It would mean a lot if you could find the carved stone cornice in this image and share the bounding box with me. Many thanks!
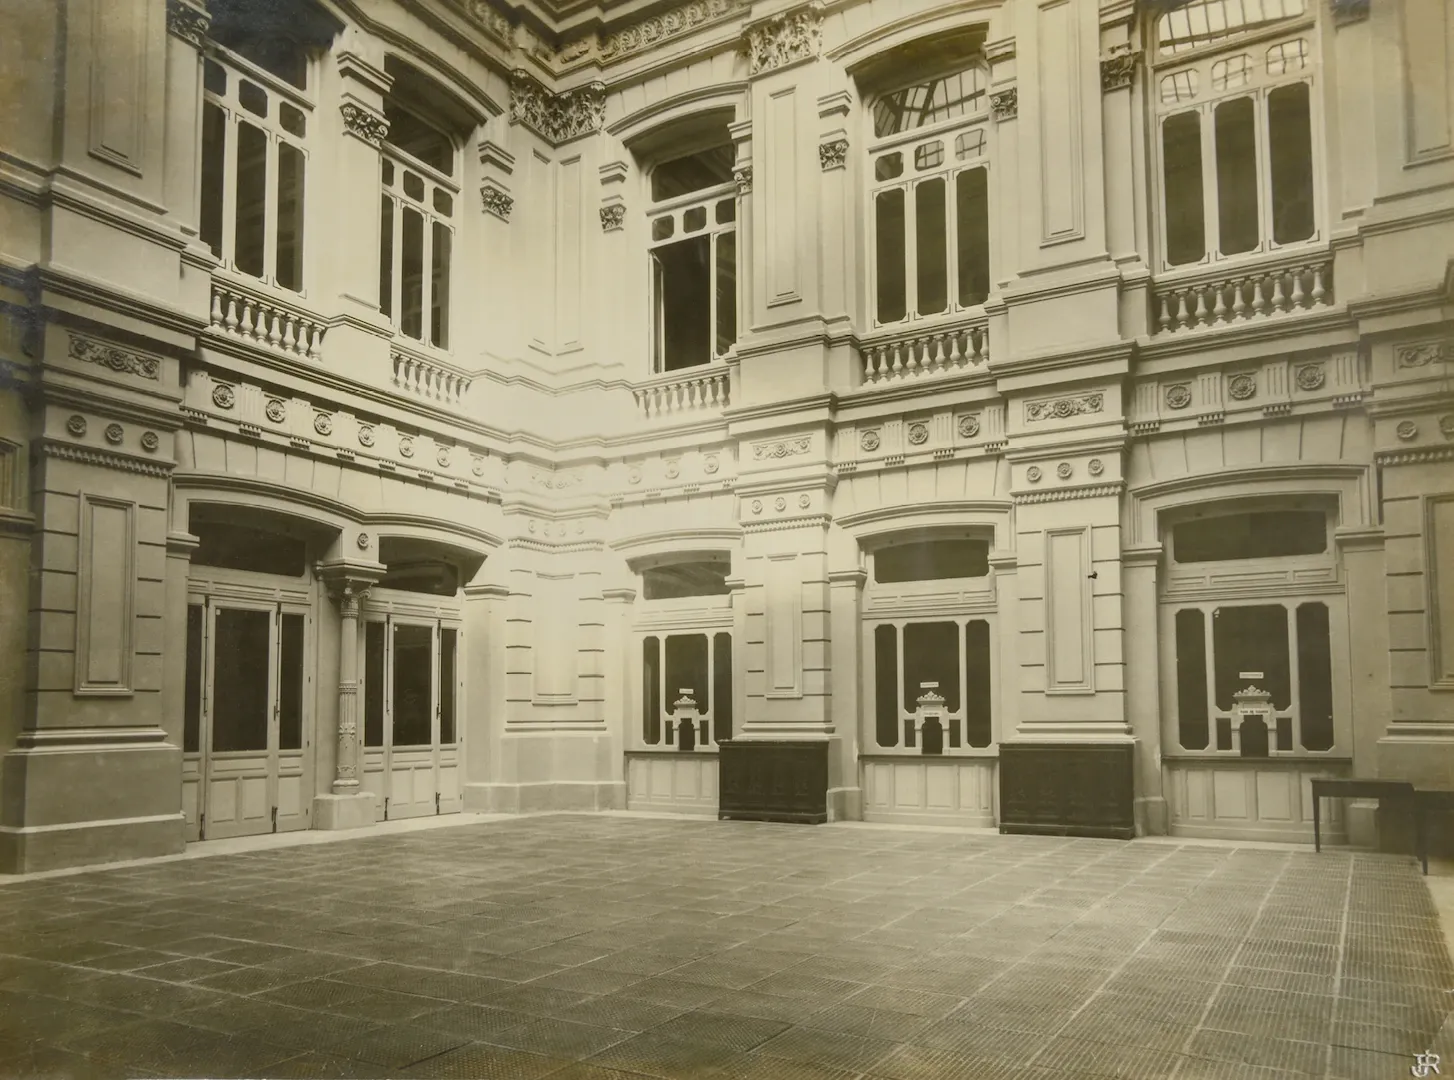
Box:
[600,0,748,64]
[166,0,210,48]
[480,184,514,221]
[340,103,388,148]
[67,333,161,380]
[991,87,1018,121]
[744,5,822,76]
[463,0,513,44]
[1014,482,1124,505]
[818,138,848,171]
[509,70,606,146]
[39,439,173,478]
[1100,49,1138,92]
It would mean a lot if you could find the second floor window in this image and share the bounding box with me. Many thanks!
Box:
[648,145,738,373]
[379,102,456,351]
[200,46,311,292]
[1155,0,1318,269]
[869,63,991,327]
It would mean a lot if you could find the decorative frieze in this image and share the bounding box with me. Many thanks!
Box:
[600,0,747,63]
[104,423,124,446]
[1294,363,1325,391]
[744,6,822,75]
[991,88,1018,121]
[752,436,811,460]
[509,70,606,146]
[464,0,513,44]
[41,440,172,478]
[340,103,388,147]
[165,0,210,48]
[1025,392,1103,423]
[68,334,160,380]
[600,203,626,231]
[1227,372,1257,401]
[818,138,848,171]
[480,184,514,221]
[957,414,981,439]
[1397,340,1451,368]
[1100,50,1138,92]
[211,384,236,409]
[1016,482,1123,505]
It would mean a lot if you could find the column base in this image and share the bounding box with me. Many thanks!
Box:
[998,741,1135,840]
[1134,794,1169,837]
[826,785,862,822]
[462,781,625,814]
[312,792,378,831]
[718,740,829,824]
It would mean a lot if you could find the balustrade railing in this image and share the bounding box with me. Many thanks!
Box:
[208,281,326,361]
[1153,256,1333,335]
[391,347,472,407]
[633,365,731,422]
[860,318,989,386]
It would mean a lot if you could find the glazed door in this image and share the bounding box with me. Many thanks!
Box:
[199,602,309,839]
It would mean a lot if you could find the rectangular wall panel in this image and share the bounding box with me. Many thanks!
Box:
[1037,0,1084,243]
[556,156,582,349]
[88,0,146,173]
[766,88,800,304]
[533,575,578,700]
[1046,528,1091,691]
[76,494,136,694]
[765,555,802,697]
[1403,1,1453,160]
[1429,496,1454,687]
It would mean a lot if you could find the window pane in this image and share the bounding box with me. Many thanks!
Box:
[278,613,304,751]
[652,217,675,242]
[275,142,305,291]
[875,188,907,323]
[1268,82,1314,245]
[383,102,454,174]
[875,153,904,181]
[652,144,735,201]
[1162,112,1205,266]
[1211,55,1252,91]
[654,235,712,371]
[400,207,424,340]
[964,619,992,748]
[184,605,203,754]
[379,195,393,318]
[433,189,453,217]
[642,560,730,600]
[683,206,706,233]
[903,623,960,714]
[874,539,989,583]
[1158,0,1309,56]
[364,621,384,747]
[1175,609,1209,750]
[234,121,268,278]
[204,59,226,95]
[392,623,432,747]
[1297,603,1333,750]
[192,521,306,576]
[1160,71,1199,105]
[212,609,271,753]
[665,634,709,716]
[874,625,899,748]
[279,103,306,137]
[915,177,948,316]
[1214,96,1259,256]
[439,628,457,744]
[873,66,986,137]
[715,230,737,357]
[955,130,986,160]
[643,636,661,744]
[956,168,990,308]
[430,221,451,349]
[713,633,733,744]
[1213,605,1290,710]
[238,79,268,118]
[1173,509,1326,562]
[200,102,226,258]
[914,141,944,170]
[716,198,735,224]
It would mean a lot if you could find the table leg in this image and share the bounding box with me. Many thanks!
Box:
[1417,802,1427,876]
[1313,792,1321,854]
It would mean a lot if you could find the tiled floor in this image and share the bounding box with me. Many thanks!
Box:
[0,816,1449,1079]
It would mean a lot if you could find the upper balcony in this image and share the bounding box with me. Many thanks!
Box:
[856,311,990,390]
[632,362,733,426]
[1149,249,1335,338]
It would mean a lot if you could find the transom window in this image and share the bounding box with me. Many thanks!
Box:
[200,48,311,292]
[873,539,990,584]
[641,558,731,600]
[1155,3,1318,269]
[648,144,738,372]
[868,61,991,326]
[1171,509,1327,562]
[379,101,456,351]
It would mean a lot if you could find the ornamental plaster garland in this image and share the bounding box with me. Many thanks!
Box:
[68,334,161,380]
[1025,392,1102,422]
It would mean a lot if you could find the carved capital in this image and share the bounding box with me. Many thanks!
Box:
[166,0,210,48]
[991,87,1018,121]
[509,69,606,145]
[818,137,848,171]
[480,184,514,221]
[1100,50,1138,92]
[734,165,752,195]
[340,103,388,148]
[319,558,385,616]
[744,5,822,76]
[599,203,626,231]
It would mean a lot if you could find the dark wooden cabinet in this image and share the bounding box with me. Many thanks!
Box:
[718,740,828,824]
[999,742,1135,839]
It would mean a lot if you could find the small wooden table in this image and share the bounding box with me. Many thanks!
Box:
[1414,789,1454,875]
[1310,777,1416,858]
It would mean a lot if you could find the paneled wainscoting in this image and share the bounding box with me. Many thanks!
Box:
[1164,757,1350,843]
[625,752,719,815]
[860,755,997,827]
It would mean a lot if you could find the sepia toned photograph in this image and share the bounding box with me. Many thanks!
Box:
[0,0,1452,1076]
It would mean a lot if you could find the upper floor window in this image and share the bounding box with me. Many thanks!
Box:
[641,557,731,600]
[379,106,456,351]
[1155,0,1317,269]
[1171,508,1327,563]
[868,62,991,326]
[648,143,738,372]
[200,47,311,292]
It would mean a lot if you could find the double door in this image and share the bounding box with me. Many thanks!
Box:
[184,597,311,840]
[361,616,462,820]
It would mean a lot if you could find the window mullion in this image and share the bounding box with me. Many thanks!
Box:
[1258,88,1274,251]
[708,230,718,362]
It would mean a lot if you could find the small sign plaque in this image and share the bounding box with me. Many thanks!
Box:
[920,681,939,689]
[1239,671,1264,680]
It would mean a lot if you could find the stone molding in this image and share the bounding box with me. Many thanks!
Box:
[1015,482,1124,504]
[68,334,160,380]
[480,184,514,221]
[165,0,210,48]
[1376,446,1454,467]
[509,69,606,145]
[39,440,173,478]
[340,103,388,147]
[751,436,811,460]
[744,5,822,76]
[600,0,748,64]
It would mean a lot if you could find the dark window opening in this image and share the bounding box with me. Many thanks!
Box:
[1268,81,1314,244]
[384,102,455,174]
[874,539,990,583]
[643,637,661,744]
[1213,605,1291,711]
[192,521,308,576]
[653,235,712,371]
[875,188,907,323]
[1239,716,1270,758]
[184,605,203,754]
[874,625,899,748]
[376,560,459,597]
[391,623,432,747]
[665,634,709,716]
[964,619,992,747]
[902,622,960,714]
[1214,97,1259,256]
[400,206,424,340]
[1173,509,1327,562]
[642,560,730,600]
[212,608,271,752]
[1297,602,1333,750]
[652,144,736,201]
[1163,112,1205,266]
[200,102,226,258]
[278,613,304,751]
[1175,609,1209,750]
[915,178,949,315]
[206,0,339,89]
[920,717,944,755]
[715,231,737,357]
[275,142,306,291]
[956,167,990,307]
[364,621,385,747]
[430,221,451,349]
[234,121,268,278]
[379,194,394,317]
[713,633,733,744]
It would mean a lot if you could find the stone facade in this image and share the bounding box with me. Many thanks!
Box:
[1,0,1452,871]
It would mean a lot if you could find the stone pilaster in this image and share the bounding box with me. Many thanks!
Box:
[1122,543,1165,835]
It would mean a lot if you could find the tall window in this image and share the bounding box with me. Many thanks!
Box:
[200,45,311,291]
[648,144,738,372]
[1154,0,1318,269]
[379,100,456,350]
[868,62,991,326]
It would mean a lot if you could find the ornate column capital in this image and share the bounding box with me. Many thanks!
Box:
[166,0,210,49]
[481,184,514,221]
[318,558,386,614]
[340,103,389,148]
[1100,48,1139,93]
[991,87,1018,122]
[509,69,606,145]
[818,138,848,171]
